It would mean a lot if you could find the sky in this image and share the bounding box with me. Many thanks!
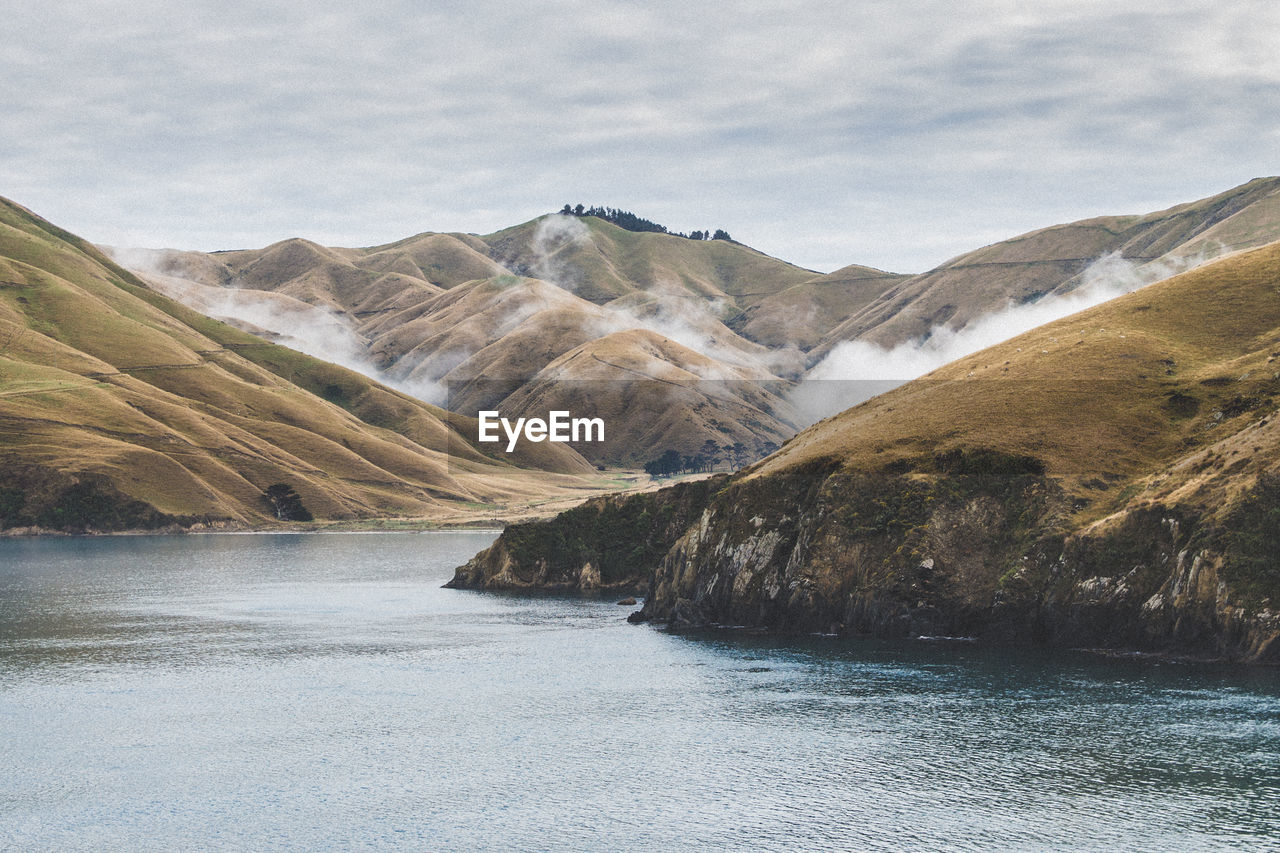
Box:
[3,0,1278,273]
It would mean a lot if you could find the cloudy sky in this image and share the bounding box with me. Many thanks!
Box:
[3,0,1277,272]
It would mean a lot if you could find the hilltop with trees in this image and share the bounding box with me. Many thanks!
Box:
[559,204,732,242]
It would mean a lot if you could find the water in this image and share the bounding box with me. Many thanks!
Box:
[1,533,1277,851]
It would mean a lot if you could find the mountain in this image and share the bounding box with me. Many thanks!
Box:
[492,328,796,465]
[449,239,1280,663]
[0,197,609,533]
[479,215,819,306]
[730,262,909,351]
[811,176,1280,357]
[112,214,824,465]
[113,179,1280,468]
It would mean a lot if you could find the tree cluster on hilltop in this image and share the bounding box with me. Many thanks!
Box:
[559,205,732,242]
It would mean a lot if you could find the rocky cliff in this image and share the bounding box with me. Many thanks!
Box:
[449,241,1280,663]
[628,456,1278,663]
[446,475,727,595]
[453,444,1279,662]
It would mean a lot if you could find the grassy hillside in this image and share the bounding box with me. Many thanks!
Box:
[497,329,796,465]
[111,180,1280,472]
[814,176,1280,354]
[760,240,1280,504]
[119,217,816,465]
[0,197,603,532]
[730,262,908,350]
[479,215,817,305]
[453,240,1280,661]
[132,213,816,340]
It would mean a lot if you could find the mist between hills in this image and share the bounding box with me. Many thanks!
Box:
[438,377,1255,478]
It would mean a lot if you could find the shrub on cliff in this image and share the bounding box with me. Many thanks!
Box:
[1221,473,1280,605]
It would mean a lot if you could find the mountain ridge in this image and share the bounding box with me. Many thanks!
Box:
[810,176,1280,356]
[448,237,1280,662]
[0,196,618,532]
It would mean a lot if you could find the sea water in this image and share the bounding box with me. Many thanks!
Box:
[1,532,1277,851]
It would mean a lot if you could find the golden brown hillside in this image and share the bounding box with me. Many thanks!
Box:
[117,217,816,463]
[110,179,1280,469]
[496,329,796,465]
[0,197,612,532]
[813,176,1280,355]
[759,239,1280,508]
[454,240,1280,662]
[731,263,908,350]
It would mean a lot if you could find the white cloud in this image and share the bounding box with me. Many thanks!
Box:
[793,247,1224,423]
[104,246,451,404]
[2,0,1278,272]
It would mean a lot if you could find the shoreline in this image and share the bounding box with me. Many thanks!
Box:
[0,470,718,538]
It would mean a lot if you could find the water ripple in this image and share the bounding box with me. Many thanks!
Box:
[1,533,1277,851]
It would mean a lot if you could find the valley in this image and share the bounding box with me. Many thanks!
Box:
[450,236,1280,662]
[111,179,1280,466]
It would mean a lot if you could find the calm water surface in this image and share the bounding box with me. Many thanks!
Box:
[1,532,1277,851]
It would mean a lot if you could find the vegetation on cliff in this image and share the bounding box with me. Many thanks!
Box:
[447,475,726,593]
[451,240,1280,662]
[0,466,184,533]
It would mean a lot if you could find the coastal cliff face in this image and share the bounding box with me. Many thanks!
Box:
[448,242,1280,663]
[446,475,727,594]
[639,453,1059,637]
[629,462,1279,663]
[1046,521,1280,664]
[452,452,1278,662]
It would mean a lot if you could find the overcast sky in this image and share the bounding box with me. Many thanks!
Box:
[3,0,1277,273]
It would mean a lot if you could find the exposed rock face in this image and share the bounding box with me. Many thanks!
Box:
[456,452,1280,663]
[638,454,1066,639]
[444,228,1280,664]
[1040,508,1280,663]
[445,475,728,595]
[657,470,1280,662]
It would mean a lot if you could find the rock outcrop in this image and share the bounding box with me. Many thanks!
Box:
[630,462,1278,662]
[457,452,1279,663]
[446,475,728,595]
[449,240,1280,663]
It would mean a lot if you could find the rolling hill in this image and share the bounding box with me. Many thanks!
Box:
[113,214,824,464]
[0,196,612,532]
[450,238,1280,662]
[810,176,1280,357]
[112,179,1280,467]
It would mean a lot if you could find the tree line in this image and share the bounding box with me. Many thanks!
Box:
[642,439,781,479]
[559,205,732,243]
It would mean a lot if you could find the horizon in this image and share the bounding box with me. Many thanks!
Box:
[87,174,1279,279]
